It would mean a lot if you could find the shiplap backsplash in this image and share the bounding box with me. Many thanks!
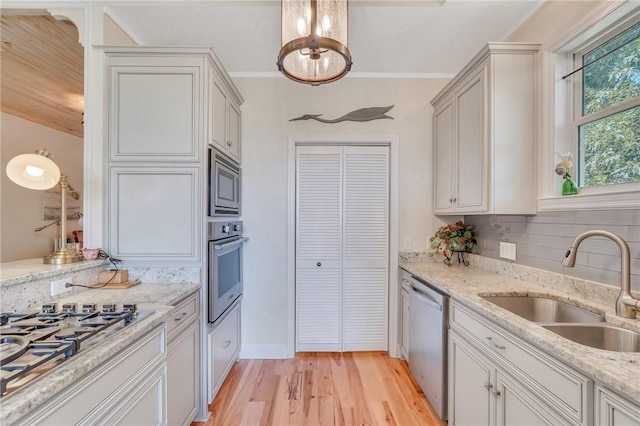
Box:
[463,209,640,292]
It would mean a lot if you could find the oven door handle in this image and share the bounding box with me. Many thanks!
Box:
[214,237,249,251]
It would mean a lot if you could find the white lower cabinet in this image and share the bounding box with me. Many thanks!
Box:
[494,370,572,426]
[449,332,492,425]
[167,292,201,426]
[208,300,240,402]
[448,301,592,426]
[84,364,166,425]
[399,269,411,360]
[595,385,640,425]
[19,325,167,426]
[449,334,568,426]
[400,287,410,360]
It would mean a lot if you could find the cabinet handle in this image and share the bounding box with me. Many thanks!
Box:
[484,381,493,390]
[485,336,506,350]
[491,389,501,397]
[452,197,457,203]
[174,312,188,322]
[222,340,231,349]
[317,262,322,267]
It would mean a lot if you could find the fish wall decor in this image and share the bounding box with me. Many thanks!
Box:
[290,105,394,124]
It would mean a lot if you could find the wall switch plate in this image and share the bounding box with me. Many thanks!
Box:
[402,236,412,251]
[51,278,71,296]
[499,242,517,261]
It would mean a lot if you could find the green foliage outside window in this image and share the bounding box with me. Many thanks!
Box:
[579,21,640,187]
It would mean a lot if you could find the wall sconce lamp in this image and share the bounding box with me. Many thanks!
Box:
[6,149,83,264]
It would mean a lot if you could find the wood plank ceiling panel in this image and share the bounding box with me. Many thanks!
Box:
[1,14,84,137]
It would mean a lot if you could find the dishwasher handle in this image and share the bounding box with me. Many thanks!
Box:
[411,285,443,311]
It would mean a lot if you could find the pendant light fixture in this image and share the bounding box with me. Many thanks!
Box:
[277,0,352,86]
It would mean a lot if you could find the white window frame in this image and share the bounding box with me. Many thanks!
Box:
[538,2,640,211]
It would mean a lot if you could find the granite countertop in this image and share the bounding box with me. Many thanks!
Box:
[400,261,640,405]
[0,258,107,287]
[0,282,201,424]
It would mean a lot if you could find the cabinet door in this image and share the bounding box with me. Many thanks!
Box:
[227,101,241,162]
[455,66,488,213]
[449,332,493,426]
[400,287,410,360]
[109,65,201,162]
[209,302,240,401]
[433,100,455,213]
[495,371,569,426]
[109,166,200,262]
[87,365,166,426]
[167,320,200,426]
[595,385,640,426]
[211,79,228,153]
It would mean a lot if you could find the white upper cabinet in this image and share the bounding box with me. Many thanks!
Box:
[108,55,203,162]
[208,66,242,163]
[105,47,243,263]
[431,43,540,215]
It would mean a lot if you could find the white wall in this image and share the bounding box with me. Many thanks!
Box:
[1,113,84,262]
[235,76,448,354]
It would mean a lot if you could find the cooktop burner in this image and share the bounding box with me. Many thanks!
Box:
[0,302,151,396]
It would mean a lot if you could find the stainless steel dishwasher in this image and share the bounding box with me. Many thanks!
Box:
[408,276,448,421]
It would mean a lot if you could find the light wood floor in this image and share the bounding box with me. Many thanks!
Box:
[193,352,445,426]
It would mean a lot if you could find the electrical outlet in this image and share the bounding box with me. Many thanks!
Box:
[51,278,71,296]
[402,236,412,250]
[499,242,517,261]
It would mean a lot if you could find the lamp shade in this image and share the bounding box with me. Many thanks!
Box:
[278,0,352,85]
[6,152,61,190]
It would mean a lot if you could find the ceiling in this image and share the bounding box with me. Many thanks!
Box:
[0,13,84,137]
[0,1,544,138]
[107,0,544,76]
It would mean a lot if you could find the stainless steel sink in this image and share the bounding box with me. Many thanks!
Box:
[482,295,605,323]
[542,324,640,353]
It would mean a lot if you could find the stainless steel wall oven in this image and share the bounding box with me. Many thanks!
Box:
[208,221,246,323]
[209,148,241,216]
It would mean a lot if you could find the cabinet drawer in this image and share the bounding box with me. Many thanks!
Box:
[450,302,591,424]
[167,293,199,339]
[209,304,240,399]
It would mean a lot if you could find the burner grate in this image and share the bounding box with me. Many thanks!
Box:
[0,303,142,397]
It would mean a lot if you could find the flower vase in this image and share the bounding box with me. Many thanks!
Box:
[450,241,466,252]
[445,240,470,266]
[562,177,578,196]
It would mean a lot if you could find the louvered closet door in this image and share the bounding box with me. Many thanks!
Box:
[342,146,389,351]
[296,144,389,352]
[296,145,343,351]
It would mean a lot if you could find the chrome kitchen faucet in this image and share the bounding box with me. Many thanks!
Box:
[562,230,639,319]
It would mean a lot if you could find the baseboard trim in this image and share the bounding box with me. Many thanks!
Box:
[239,344,291,359]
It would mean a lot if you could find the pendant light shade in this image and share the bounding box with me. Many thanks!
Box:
[278,0,352,85]
[6,149,61,190]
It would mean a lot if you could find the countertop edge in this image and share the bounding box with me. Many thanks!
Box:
[0,284,201,424]
[400,262,640,405]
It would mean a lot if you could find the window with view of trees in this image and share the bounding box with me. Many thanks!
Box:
[574,20,640,188]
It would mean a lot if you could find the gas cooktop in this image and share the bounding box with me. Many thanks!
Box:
[0,302,152,396]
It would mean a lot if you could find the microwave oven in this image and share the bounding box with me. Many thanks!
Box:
[209,148,240,216]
